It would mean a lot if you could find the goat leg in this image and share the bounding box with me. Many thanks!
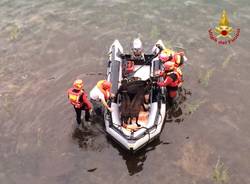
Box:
[135,116,141,127]
[129,117,133,125]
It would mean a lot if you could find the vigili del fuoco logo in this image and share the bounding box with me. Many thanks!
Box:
[208,10,240,45]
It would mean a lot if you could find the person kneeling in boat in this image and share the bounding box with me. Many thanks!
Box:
[67,79,92,129]
[90,80,114,113]
[131,38,145,62]
[155,62,182,107]
[121,38,145,77]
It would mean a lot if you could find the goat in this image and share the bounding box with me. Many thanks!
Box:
[120,92,131,125]
[118,78,154,127]
[117,80,131,125]
[128,84,151,126]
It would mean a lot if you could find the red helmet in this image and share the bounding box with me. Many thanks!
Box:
[159,52,171,62]
[102,81,112,90]
[163,62,175,72]
[73,79,83,90]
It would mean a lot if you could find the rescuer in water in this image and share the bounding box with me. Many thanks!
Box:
[67,79,92,129]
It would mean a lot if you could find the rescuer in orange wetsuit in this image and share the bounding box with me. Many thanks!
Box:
[67,79,92,128]
[156,62,182,106]
[156,44,187,81]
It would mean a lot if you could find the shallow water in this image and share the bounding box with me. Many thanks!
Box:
[0,0,250,183]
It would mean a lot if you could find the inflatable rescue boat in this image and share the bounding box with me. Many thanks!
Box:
[104,40,167,152]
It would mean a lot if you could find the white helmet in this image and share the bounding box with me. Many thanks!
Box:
[132,38,143,56]
[133,38,142,49]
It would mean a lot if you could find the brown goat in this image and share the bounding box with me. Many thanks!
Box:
[118,79,152,126]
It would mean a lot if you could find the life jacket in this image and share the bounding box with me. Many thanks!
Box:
[127,60,134,73]
[97,80,111,100]
[165,71,182,91]
[175,67,183,87]
[175,67,182,76]
[68,88,83,108]
[172,52,185,67]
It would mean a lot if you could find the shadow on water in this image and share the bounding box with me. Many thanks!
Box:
[107,136,170,176]
[165,87,192,124]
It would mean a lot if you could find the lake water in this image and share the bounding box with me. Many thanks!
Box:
[0,0,250,183]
